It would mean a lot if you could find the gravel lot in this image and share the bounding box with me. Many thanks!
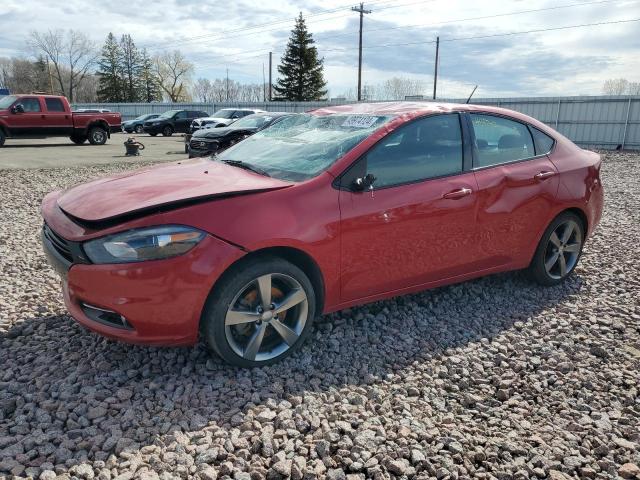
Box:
[1,152,639,480]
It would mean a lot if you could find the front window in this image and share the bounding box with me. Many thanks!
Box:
[159,110,180,119]
[230,115,273,130]
[212,109,235,119]
[218,113,394,181]
[0,95,17,109]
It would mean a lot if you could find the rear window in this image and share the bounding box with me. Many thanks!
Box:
[45,98,65,112]
[530,127,555,155]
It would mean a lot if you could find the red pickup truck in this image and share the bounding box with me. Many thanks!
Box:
[0,94,121,146]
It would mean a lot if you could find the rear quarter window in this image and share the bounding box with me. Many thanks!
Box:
[530,127,555,155]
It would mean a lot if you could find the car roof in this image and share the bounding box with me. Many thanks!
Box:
[310,101,514,117]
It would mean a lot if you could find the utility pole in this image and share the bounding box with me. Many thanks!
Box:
[226,68,229,101]
[268,52,273,101]
[432,36,439,100]
[262,63,266,102]
[352,3,371,101]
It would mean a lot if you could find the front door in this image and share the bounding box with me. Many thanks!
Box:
[338,113,480,302]
[467,113,560,267]
[6,97,45,136]
[174,111,190,133]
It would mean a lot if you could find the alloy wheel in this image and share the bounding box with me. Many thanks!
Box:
[224,273,308,362]
[92,129,105,144]
[544,220,582,280]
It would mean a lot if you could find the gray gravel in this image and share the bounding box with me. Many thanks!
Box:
[1,152,639,480]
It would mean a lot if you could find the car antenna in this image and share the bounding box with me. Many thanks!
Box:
[466,85,478,104]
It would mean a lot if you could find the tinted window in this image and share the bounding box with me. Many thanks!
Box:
[45,98,65,112]
[530,127,555,155]
[20,98,41,112]
[470,114,534,167]
[174,111,187,120]
[365,114,463,188]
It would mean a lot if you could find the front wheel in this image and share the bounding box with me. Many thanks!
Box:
[88,126,107,145]
[527,212,585,286]
[201,257,316,367]
[162,125,173,137]
[135,125,144,134]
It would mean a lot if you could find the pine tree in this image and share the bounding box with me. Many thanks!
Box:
[97,33,123,102]
[273,13,327,101]
[138,49,162,103]
[120,34,142,102]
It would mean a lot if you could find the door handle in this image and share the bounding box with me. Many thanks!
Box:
[442,187,472,199]
[534,171,556,181]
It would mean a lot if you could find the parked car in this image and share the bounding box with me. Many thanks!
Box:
[122,114,160,134]
[0,94,121,146]
[143,109,209,136]
[190,108,267,132]
[188,112,294,158]
[40,102,603,367]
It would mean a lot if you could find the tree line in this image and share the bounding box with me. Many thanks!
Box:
[0,16,328,104]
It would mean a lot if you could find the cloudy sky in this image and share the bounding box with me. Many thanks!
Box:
[1,0,639,98]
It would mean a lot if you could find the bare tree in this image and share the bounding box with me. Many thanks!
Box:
[28,29,98,102]
[602,78,630,95]
[154,51,194,102]
[628,82,640,95]
[193,78,214,102]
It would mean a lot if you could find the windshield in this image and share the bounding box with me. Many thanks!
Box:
[231,115,273,129]
[218,113,394,181]
[0,95,17,109]
[212,109,235,119]
[159,110,180,118]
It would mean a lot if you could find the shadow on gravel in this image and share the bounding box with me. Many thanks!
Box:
[0,270,584,471]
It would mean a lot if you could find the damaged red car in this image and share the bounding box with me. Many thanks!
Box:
[41,102,603,366]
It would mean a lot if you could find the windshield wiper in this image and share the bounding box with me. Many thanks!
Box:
[220,159,271,177]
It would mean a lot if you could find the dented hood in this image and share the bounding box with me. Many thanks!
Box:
[57,158,292,222]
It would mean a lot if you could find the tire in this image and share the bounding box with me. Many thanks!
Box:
[135,125,144,134]
[149,133,158,137]
[162,125,173,137]
[527,212,585,286]
[201,256,316,367]
[0,130,5,147]
[88,126,107,145]
[70,135,87,145]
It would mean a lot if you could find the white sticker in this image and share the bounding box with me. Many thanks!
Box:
[341,115,378,128]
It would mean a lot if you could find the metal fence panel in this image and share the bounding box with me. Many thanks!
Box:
[74,95,640,150]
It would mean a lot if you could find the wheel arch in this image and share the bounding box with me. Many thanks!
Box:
[528,206,589,266]
[86,120,110,137]
[202,245,326,327]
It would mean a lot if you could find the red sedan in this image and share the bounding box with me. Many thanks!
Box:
[41,102,603,366]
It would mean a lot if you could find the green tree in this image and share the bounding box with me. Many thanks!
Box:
[273,13,327,101]
[97,33,123,102]
[139,49,162,102]
[120,34,142,102]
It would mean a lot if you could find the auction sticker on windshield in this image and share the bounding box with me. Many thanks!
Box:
[342,115,379,128]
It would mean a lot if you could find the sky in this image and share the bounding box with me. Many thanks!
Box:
[1,0,639,98]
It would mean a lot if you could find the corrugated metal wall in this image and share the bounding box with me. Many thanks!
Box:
[74,95,640,150]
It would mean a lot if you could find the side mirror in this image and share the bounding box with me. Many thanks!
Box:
[352,173,376,192]
[12,104,24,114]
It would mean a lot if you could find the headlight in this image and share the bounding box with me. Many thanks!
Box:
[84,225,205,264]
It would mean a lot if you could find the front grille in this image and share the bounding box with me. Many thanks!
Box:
[43,224,73,262]
[190,139,210,149]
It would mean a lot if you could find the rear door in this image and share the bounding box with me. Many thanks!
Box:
[467,112,559,268]
[43,97,73,135]
[173,111,190,132]
[338,113,480,302]
[6,97,45,136]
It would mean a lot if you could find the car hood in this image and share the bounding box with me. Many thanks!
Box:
[194,126,257,139]
[56,158,293,223]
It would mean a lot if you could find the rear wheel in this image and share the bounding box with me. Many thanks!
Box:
[527,212,584,286]
[162,125,173,137]
[202,257,316,367]
[88,126,107,145]
[135,125,144,134]
[70,135,87,145]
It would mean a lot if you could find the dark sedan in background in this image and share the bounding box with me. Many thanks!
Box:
[188,112,294,158]
[122,113,160,133]
[144,109,210,136]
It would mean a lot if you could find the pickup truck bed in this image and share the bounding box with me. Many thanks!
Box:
[0,94,121,146]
